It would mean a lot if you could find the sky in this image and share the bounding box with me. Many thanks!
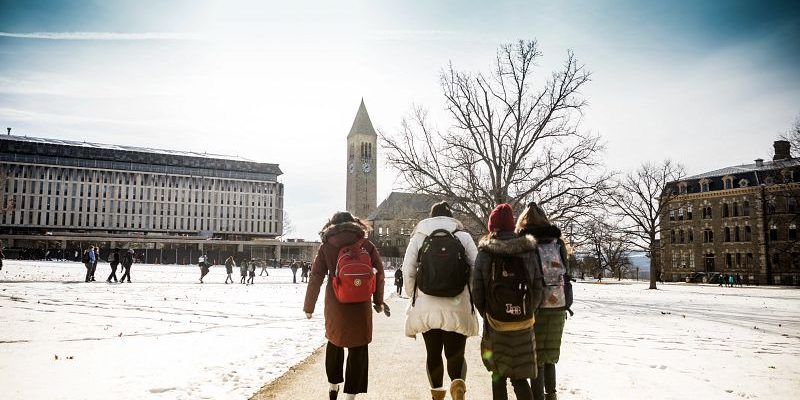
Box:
[1,0,799,240]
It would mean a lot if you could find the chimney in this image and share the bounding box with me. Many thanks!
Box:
[773,140,791,161]
[755,158,764,167]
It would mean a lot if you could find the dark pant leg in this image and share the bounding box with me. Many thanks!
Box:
[442,331,468,381]
[510,379,533,400]
[89,262,97,280]
[326,342,345,385]
[343,345,369,394]
[532,366,545,400]
[107,266,117,282]
[84,263,92,282]
[422,329,445,388]
[491,373,509,400]
[543,363,556,394]
[121,267,130,282]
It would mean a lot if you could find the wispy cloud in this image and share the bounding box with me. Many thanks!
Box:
[0,31,200,41]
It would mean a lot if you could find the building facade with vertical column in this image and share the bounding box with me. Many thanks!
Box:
[659,140,800,285]
[0,135,318,264]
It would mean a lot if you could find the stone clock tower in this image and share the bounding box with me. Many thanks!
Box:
[346,99,378,219]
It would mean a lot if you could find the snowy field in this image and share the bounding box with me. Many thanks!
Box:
[0,260,326,400]
[2,261,800,400]
[560,280,800,399]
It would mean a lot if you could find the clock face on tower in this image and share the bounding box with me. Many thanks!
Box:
[362,161,371,173]
[348,161,355,174]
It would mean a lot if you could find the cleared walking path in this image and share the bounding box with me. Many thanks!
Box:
[251,294,515,400]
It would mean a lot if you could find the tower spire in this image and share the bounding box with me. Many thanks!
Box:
[348,99,377,137]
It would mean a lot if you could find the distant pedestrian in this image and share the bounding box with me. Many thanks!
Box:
[119,249,134,283]
[393,268,403,297]
[303,211,385,400]
[106,249,120,283]
[260,260,269,276]
[247,261,256,285]
[728,274,734,288]
[224,256,235,284]
[290,259,299,284]
[0,245,5,271]
[301,261,309,283]
[240,259,248,284]
[736,274,743,287]
[719,274,725,287]
[199,253,210,283]
[83,246,96,283]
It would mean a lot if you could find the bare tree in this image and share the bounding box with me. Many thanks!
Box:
[779,114,800,153]
[382,40,609,233]
[607,160,685,289]
[281,211,295,238]
[582,218,633,281]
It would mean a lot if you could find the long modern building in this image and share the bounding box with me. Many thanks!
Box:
[659,140,800,285]
[0,135,318,263]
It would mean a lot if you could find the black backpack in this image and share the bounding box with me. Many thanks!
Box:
[81,251,89,263]
[486,255,534,324]
[413,229,471,304]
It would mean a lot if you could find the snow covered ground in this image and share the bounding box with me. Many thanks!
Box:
[1,261,799,400]
[0,260,326,400]
[560,280,800,400]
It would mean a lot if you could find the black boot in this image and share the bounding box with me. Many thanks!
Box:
[329,390,338,400]
[544,363,557,400]
[532,366,545,400]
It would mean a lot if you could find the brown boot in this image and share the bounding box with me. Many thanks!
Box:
[450,379,466,400]
[430,388,447,400]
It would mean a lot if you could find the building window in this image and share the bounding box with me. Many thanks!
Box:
[770,224,778,241]
[678,182,688,194]
[772,253,781,267]
[734,226,741,242]
[679,229,685,243]
[744,225,752,241]
[678,208,684,220]
[745,253,753,268]
[782,169,795,183]
[735,253,742,268]
[687,205,693,220]
[688,229,694,243]
[703,229,714,243]
[722,203,729,218]
[723,177,734,189]
[724,227,731,242]
[742,201,750,216]
[670,230,676,243]
[790,224,798,241]
[732,202,739,217]
[766,198,776,214]
[725,253,732,268]
[669,210,675,221]
[739,179,749,188]
[700,179,710,192]
[702,206,712,219]
[789,198,797,213]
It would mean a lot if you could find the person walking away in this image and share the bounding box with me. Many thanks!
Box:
[394,267,403,297]
[291,259,299,283]
[83,246,96,282]
[240,258,248,284]
[517,202,571,400]
[260,260,269,276]
[301,261,310,283]
[224,256,235,284]
[472,204,544,400]
[247,260,256,284]
[107,249,120,283]
[303,212,385,400]
[728,274,734,288]
[199,253,210,283]
[89,245,99,281]
[0,245,4,271]
[402,201,479,400]
[120,249,134,283]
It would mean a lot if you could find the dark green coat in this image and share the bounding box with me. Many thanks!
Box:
[472,232,544,379]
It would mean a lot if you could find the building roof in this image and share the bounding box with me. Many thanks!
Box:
[684,158,800,180]
[367,192,440,221]
[347,99,377,137]
[1,134,254,163]
[0,134,282,176]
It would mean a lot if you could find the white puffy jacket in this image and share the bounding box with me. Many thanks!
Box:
[403,216,479,338]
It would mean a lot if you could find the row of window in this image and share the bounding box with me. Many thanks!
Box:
[670,251,800,270]
[669,202,753,222]
[2,209,278,233]
[676,170,795,194]
[670,224,798,244]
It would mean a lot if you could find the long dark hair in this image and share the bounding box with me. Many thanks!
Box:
[319,211,368,234]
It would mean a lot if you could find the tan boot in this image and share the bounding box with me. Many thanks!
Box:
[430,388,447,400]
[450,379,466,400]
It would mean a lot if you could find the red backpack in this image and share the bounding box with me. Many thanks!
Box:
[332,239,376,303]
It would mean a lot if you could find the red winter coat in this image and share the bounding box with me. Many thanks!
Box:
[303,221,385,348]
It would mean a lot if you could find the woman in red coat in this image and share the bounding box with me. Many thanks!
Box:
[304,212,385,400]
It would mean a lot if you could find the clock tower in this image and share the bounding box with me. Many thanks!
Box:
[346,99,378,219]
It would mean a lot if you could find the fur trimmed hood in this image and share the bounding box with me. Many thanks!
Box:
[478,233,537,256]
[320,221,366,244]
[517,225,562,240]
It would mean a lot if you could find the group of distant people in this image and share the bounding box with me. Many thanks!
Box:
[718,273,744,287]
[196,254,311,285]
[81,245,134,283]
[303,201,571,400]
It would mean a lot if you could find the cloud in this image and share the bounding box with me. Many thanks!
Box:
[0,31,200,41]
